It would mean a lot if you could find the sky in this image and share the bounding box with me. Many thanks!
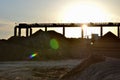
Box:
[0,0,120,39]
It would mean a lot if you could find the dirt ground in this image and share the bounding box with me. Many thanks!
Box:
[0,60,81,80]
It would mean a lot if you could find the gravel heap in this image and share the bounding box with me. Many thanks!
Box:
[60,55,120,80]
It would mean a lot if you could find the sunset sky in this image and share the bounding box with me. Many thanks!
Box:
[0,0,120,39]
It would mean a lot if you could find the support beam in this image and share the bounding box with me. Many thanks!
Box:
[63,27,65,36]
[14,27,17,36]
[118,26,119,38]
[100,26,103,37]
[18,28,21,37]
[30,28,32,36]
[81,28,84,38]
[45,27,47,32]
[26,27,29,37]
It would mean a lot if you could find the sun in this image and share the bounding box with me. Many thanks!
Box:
[56,1,116,38]
[57,2,110,38]
[59,2,109,23]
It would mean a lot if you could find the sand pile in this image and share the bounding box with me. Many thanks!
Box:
[92,31,120,58]
[59,55,120,80]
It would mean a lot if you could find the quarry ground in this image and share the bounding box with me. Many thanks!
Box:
[0,59,81,80]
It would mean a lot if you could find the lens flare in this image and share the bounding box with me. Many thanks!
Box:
[50,39,59,50]
[29,53,38,59]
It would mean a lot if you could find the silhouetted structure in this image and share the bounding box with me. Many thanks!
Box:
[14,22,120,38]
[101,31,119,40]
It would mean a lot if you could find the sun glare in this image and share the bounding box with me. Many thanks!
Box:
[60,2,109,23]
[57,1,113,38]
[82,24,88,31]
[82,24,88,37]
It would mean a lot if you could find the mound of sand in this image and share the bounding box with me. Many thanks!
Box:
[92,32,120,58]
[59,55,120,80]
[101,31,119,41]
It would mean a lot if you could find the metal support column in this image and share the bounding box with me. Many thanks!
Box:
[26,27,29,37]
[45,27,47,32]
[14,26,17,36]
[100,26,103,37]
[63,27,65,36]
[18,28,21,37]
[118,26,119,38]
[81,28,84,38]
[30,28,32,36]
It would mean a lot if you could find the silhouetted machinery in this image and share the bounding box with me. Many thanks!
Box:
[14,22,120,38]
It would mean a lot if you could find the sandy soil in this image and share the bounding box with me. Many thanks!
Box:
[60,57,120,80]
[0,60,81,80]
